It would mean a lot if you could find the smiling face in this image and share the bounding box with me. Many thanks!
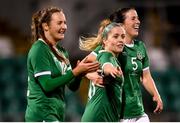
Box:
[103,25,126,55]
[44,11,67,44]
[123,9,140,40]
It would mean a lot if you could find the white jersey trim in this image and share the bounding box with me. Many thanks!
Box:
[38,38,47,45]
[143,67,149,71]
[91,51,97,57]
[125,40,134,47]
[34,71,51,77]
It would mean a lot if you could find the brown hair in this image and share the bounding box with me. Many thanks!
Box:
[109,7,136,23]
[31,6,69,64]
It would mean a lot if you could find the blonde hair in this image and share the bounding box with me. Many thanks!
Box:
[79,19,111,51]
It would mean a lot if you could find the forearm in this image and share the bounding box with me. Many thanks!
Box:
[38,70,75,92]
[142,74,160,97]
[142,71,163,113]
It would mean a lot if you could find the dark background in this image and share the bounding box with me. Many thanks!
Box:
[0,0,180,121]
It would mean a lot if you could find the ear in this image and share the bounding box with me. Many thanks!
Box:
[42,23,49,31]
[102,38,108,45]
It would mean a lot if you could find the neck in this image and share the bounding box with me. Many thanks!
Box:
[44,33,57,46]
[125,35,133,44]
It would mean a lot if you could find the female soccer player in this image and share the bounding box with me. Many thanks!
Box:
[110,7,163,122]
[81,22,126,121]
[25,6,99,122]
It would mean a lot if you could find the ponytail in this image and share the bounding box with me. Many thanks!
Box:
[79,19,111,51]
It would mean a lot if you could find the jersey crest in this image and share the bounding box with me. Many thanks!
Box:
[137,51,143,60]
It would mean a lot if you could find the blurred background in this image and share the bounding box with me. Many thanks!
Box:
[0,0,180,121]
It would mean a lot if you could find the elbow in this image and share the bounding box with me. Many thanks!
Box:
[42,86,53,93]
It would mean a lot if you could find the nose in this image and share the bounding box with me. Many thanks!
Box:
[136,18,140,24]
[62,22,67,30]
[118,39,125,44]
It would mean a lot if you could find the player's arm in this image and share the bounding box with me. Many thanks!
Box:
[36,57,99,93]
[100,52,122,78]
[141,42,163,113]
[142,69,163,113]
[85,45,104,85]
[37,70,74,92]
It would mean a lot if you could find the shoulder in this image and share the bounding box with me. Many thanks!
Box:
[97,50,114,60]
[134,39,145,45]
[93,44,103,54]
[31,40,48,50]
[28,40,49,56]
[134,39,147,49]
[98,50,113,56]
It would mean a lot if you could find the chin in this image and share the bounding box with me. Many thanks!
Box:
[57,36,64,40]
[116,49,123,53]
[134,32,139,36]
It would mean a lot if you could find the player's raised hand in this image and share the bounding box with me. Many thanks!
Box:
[72,57,100,76]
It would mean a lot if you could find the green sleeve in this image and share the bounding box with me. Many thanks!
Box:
[98,51,123,84]
[31,44,51,74]
[97,51,115,68]
[37,70,75,92]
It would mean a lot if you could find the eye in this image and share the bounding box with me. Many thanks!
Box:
[112,34,119,39]
[58,21,66,25]
[132,16,136,20]
[58,21,62,25]
[121,34,125,39]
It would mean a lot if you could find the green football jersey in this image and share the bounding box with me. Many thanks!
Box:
[25,39,76,122]
[118,40,150,118]
[81,50,124,122]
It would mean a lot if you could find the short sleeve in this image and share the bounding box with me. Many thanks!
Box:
[142,43,150,70]
[30,44,51,77]
[97,51,115,69]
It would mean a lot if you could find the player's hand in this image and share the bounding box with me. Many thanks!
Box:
[153,95,163,114]
[104,65,123,78]
[73,58,100,76]
[86,70,104,87]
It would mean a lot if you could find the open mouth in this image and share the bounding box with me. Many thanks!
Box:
[133,24,140,31]
[58,29,66,34]
[117,43,124,48]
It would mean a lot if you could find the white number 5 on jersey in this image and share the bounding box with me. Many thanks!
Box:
[131,57,138,71]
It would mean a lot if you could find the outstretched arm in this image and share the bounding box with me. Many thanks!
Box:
[142,69,163,113]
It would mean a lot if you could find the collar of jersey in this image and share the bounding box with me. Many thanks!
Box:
[38,38,47,45]
[125,40,134,47]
